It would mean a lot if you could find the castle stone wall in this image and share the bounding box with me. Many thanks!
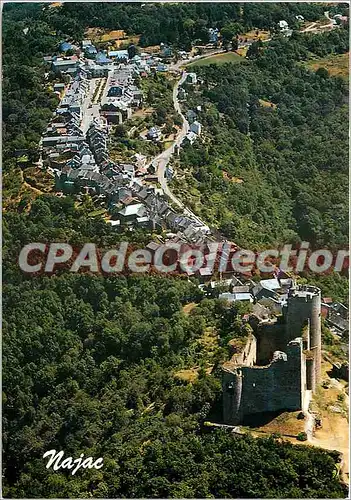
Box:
[223,369,243,424]
[223,339,304,423]
[241,339,303,418]
[223,334,256,424]
[285,285,321,383]
[306,357,316,391]
[240,333,256,366]
[222,284,321,425]
[255,323,288,365]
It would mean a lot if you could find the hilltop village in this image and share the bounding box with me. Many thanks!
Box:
[39,10,348,248]
[40,27,349,338]
[40,33,349,435]
[41,37,211,245]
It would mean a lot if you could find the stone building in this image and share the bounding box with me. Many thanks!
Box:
[222,284,322,424]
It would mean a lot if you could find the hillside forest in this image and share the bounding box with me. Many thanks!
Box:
[2,2,349,498]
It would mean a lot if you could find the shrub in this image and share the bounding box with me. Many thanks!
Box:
[297,431,308,441]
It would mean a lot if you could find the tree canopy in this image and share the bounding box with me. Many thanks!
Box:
[2,3,349,497]
[172,29,348,251]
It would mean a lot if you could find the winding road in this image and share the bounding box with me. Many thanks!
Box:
[150,45,254,226]
[148,69,209,227]
[145,21,326,224]
[152,70,188,209]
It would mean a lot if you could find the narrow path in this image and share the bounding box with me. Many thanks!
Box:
[146,70,209,227]
[150,43,255,224]
[152,70,188,210]
[303,389,314,440]
[301,22,318,33]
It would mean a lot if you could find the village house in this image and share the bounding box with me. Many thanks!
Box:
[95,52,112,65]
[219,292,254,303]
[107,85,123,97]
[52,57,79,75]
[333,14,348,25]
[147,126,161,141]
[186,73,197,85]
[59,41,73,53]
[183,131,197,145]
[108,50,129,62]
[82,39,93,49]
[208,27,220,43]
[160,43,172,58]
[186,109,197,123]
[251,278,292,302]
[53,83,66,93]
[100,101,131,124]
[42,135,85,148]
[157,63,168,72]
[190,121,201,135]
[82,61,109,78]
[324,301,349,336]
[85,45,98,58]
[117,203,147,225]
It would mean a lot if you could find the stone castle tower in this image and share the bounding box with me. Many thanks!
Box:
[285,284,322,387]
[222,283,322,425]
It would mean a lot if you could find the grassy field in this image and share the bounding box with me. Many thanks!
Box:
[88,208,107,217]
[250,411,305,438]
[85,27,140,47]
[188,52,244,67]
[3,166,55,212]
[23,167,54,194]
[305,52,349,79]
[258,99,277,110]
[238,29,270,42]
[100,29,126,42]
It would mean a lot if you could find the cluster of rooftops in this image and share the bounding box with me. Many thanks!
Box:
[49,38,176,80]
[41,37,210,243]
[203,276,293,311]
[54,132,212,244]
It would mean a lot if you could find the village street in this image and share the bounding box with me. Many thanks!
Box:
[151,70,211,228]
[152,71,188,207]
[151,43,254,226]
[81,79,101,133]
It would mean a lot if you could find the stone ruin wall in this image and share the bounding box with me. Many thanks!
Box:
[240,339,304,417]
[254,322,289,365]
[222,284,321,425]
[228,333,257,367]
[223,339,304,424]
[285,285,321,383]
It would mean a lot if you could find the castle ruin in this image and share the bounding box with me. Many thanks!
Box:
[222,284,322,425]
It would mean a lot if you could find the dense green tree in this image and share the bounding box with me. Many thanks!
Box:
[172,28,348,253]
[3,270,347,498]
[2,4,349,497]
